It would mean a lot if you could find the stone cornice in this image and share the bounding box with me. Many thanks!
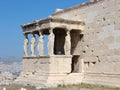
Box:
[22,17,84,27]
[52,0,104,16]
[21,17,85,34]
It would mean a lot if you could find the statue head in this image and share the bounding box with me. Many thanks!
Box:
[39,31,43,36]
[49,28,53,34]
[66,30,70,35]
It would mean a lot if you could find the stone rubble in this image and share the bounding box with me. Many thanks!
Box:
[0,72,16,85]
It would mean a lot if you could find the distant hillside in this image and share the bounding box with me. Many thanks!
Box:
[0,56,22,64]
[0,56,22,74]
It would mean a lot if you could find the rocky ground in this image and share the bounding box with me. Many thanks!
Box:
[0,84,36,90]
[41,84,120,90]
[0,83,120,90]
[0,72,17,85]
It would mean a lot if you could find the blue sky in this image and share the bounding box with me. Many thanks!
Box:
[0,0,89,57]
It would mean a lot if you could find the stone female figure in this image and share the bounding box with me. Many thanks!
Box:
[24,36,28,57]
[31,34,36,56]
[38,32,44,56]
[48,29,55,55]
[64,30,71,55]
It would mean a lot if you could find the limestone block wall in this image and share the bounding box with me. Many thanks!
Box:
[23,57,50,74]
[53,0,120,86]
[22,55,72,74]
[17,56,74,87]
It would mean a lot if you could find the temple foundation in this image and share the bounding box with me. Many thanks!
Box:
[16,55,83,88]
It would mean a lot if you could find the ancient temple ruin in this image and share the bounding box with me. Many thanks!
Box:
[17,0,120,88]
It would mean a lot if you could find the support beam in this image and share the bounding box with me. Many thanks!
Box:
[31,34,36,57]
[48,28,55,55]
[64,30,71,55]
[38,31,44,56]
[24,34,28,57]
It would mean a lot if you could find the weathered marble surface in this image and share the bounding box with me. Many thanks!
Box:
[53,0,120,87]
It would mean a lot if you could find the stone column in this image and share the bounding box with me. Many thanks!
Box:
[48,28,55,55]
[64,30,71,55]
[23,34,28,57]
[31,34,36,57]
[38,31,44,56]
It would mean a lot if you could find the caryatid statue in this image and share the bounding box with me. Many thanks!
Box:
[24,34,28,57]
[31,34,36,56]
[38,31,44,56]
[64,30,71,55]
[48,28,55,55]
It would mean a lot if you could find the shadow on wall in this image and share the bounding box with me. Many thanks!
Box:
[71,30,83,55]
